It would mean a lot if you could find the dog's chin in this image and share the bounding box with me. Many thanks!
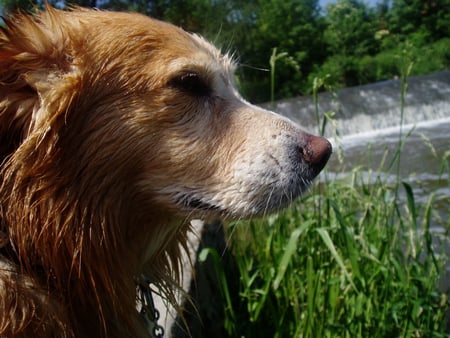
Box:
[172,176,314,221]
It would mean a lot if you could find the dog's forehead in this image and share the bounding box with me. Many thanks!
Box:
[165,33,234,75]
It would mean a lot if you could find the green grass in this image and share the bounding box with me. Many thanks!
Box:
[198,54,450,337]
[221,167,449,337]
[199,147,450,337]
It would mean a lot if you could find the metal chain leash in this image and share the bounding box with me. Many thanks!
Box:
[137,277,165,338]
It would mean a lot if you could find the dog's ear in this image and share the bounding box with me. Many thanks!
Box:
[0,7,77,157]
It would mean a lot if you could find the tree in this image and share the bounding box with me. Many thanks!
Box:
[1,0,38,12]
[389,0,450,41]
[312,0,379,88]
[1,0,447,101]
[234,0,325,102]
[324,0,377,57]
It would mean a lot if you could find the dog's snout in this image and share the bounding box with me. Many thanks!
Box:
[300,135,332,174]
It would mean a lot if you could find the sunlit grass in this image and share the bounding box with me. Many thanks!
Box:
[219,166,449,337]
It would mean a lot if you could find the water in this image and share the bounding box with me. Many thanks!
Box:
[266,71,450,228]
[265,70,450,137]
[268,71,450,288]
[329,117,450,231]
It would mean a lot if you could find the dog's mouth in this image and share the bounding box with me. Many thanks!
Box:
[176,193,222,212]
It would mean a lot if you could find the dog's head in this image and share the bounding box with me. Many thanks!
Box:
[0,8,330,225]
[128,23,332,221]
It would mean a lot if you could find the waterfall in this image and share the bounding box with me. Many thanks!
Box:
[264,70,450,137]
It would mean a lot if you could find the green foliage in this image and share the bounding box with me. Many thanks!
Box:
[211,161,449,337]
[305,0,450,92]
[324,0,378,57]
[0,0,36,12]
[232,0,324,102]
[1,0,449,102]
[389,0,450,40]
[198,248,237,336]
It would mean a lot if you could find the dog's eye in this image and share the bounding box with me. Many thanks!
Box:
[169,72,211,97]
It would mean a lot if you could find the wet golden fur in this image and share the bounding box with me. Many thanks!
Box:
[0,7,331,337]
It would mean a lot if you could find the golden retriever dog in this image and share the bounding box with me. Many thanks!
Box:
[0,6,331,337]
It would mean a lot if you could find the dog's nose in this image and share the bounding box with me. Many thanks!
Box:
[302,135,332,175]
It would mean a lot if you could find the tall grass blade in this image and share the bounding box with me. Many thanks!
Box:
[273,222,311,290]
[198,248,236,334]
[316,228,358,292]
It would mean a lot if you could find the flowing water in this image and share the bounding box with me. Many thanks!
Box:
[267,70,450,228]
[267,70,450,287]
